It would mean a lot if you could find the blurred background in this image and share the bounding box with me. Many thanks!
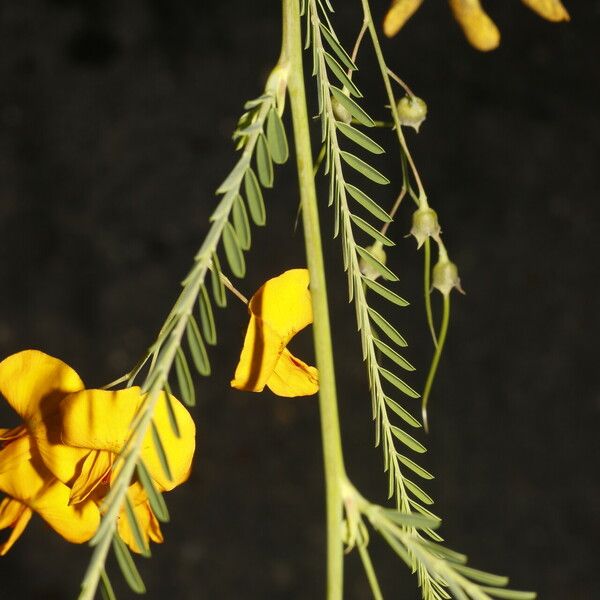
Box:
[0,1,598,598]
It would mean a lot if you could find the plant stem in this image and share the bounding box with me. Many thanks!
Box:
[283,1,346,598]
[421,292,451,433]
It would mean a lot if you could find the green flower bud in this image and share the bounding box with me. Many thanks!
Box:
[396,95,427,132]
[359,242,387,281]
[331,95,352,124]
[432,259,464,296]
[410,207,440,248]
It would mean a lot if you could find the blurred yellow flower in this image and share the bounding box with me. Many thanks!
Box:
[0,435,99,554]
[384,0,569,51]
[0,349,196,554]
[231,269,319,397]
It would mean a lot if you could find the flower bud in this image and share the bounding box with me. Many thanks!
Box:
[410,207,440,248]
[396,95,427,132]
[359,242,387,281]
[331,95,352,124]
[432,258,464,296]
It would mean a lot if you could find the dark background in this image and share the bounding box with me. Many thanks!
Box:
[0,1,598,598]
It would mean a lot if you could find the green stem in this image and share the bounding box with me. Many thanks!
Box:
[421,292,451,432]
[283,1,346,599]
[423,238,438,347]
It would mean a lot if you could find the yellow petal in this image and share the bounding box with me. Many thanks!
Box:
[60,387,195,492]
[69,450,113,504]
[117,494,163,554]
[0,436,99,544]
[248,269,313,343]
[449,0,500,51]
[30,410,88,486]
[0,499,32,555]
[383,0,425,37]
[0,435,32,474]
[231,316,284,392]
[140,392,196,491]
[266,349,319,397]
[0,350,84,427]
[521,0,570,21]
[32,479,100,543]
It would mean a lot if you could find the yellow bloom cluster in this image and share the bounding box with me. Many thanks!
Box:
[0,350,195,555]
[384,0,570,51]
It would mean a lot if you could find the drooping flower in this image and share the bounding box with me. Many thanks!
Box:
[0,434,99,554]
[231,269,319,397]
[383,0,569,51]
[0,350,195,505]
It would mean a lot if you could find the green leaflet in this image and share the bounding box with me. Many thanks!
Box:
[255,133,274,188]
[330,86,375,127]
[384,396,421,428]
[99,570,117,600]
[266,108,289,164]
[451,565,509,587]
[356,246,398,282]
[479,588,537,600]
[380,367,420,398]
[346,184,392,222]
[222,221,246,278]
[162,381,181,438]
[363,278,409,306]
[368,307,408,347]
[319,23,357,71]
[151,420,173,481]
[244,168,266,226]
[175,347,195,407]
[350,214,394,247]
[198,284,217,345]
[404,478,434,505]
[397,454,434,480]
[323,51,362,98]
[112,534,146,594]
[232,194,251,251]
[336,122,384,154]
[373,338,415,371]
[210,253,227,308]
[124,493,150,557]
[419,538,467,564]
[340,151,390,184]
[389,424,426,453]
[380,508,439,530]
[137,460,170,523]
[186,315,211,377]
[379,367,421,398]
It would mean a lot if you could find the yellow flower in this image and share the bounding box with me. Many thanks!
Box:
[231,269,319,397]
[0,350,195,505]
[383,0,569,51]
[0,435,99,554]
